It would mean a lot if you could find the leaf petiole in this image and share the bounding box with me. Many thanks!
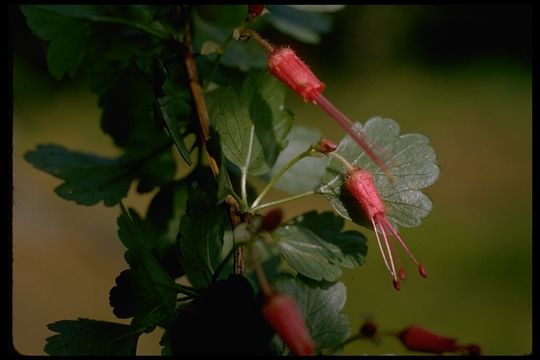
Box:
[251,190,319,212]
[250,147,316,210]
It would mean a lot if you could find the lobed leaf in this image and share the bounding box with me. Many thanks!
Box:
[319,117,440,229]
[214,70,293,176]
[115,207,178,330]
[45,318,140,355]
[24,145,134,207]
[271,211,367,282]
[178,186,227,287]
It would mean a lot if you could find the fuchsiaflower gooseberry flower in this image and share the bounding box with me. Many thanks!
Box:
[267,47,392,178]
[316,139,427,291]
[262,293,316,355]
[238,28,392,178]
[345,167,428,290]
[244,218,316,355]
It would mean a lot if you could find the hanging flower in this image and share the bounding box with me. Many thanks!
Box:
[262,293,316,355]
[345,167,427,290]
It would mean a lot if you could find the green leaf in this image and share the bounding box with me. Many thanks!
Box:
[214,70,293,176]
[179,186,227,287]
[272,276,350,353]
[21,5,90,80]
[44,318,140,355]
[24,144,174,206]
[157,80,193,165]
[128,252,178,330]
[117,206,160,252]
[115,207,178,330]
[271,211,367,281]
[24,145,135,206]
[146,180,190,246]
[319,117,440,229]
[268,125,327,194]
[99,65,169,153]
[289,211,368,269]
[265,5,335,44]
[136,148,177,194]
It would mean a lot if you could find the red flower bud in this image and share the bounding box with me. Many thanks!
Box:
[248,5,265,17]
[398,325,459,354]
[260,208,283,232]
[313,137,338,154]
[262,293,316,355]
[268,47,326,103]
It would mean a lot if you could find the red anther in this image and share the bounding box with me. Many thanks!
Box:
[260,208,283,232]
[398,326,459,354]
[419,265,428,278]
[392,279,401,291]
[262,293,316,355]
[360,321,378,338]
[398,268,407,280]
[267,47,326,102]
[248,5,265,17]
[314,137,338,154]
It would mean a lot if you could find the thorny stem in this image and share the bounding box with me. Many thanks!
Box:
[183,21,220,177]
[236,27,275,53]
[225,196,246,274]
[250,147,316,209]
[251,190,319,212]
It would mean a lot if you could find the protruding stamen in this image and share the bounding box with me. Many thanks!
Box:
[392,279,401,291]
[419,264,428,278]
[379,217,398,280]
[371,217,393,276]
[398,268,407,280]
[378,215,422,267]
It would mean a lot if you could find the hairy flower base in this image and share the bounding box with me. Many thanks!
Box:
[262,293,316,355]
[346,168,427,290]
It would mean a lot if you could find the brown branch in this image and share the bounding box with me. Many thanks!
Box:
[183,22,220,177]
[225,195,251,275]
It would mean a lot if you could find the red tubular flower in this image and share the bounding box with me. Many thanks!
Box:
[267,47,391,176]
[262,293,316,355]
[345,167,427,290]
[398,325,459,354]
[268,47,326,103]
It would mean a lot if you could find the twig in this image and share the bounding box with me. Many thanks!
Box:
[183,22,220,177]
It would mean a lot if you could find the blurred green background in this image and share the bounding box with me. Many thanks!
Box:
[11,5,531,355]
